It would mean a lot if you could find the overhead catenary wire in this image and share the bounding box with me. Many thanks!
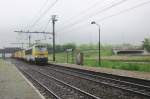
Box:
[19,0,58,45]
[58,0,150,35]
[30,19,51,42]
[58,0,114,27]
[59,0,128,31]
[42,20,51,39]
[19,0,50,45]
[23,0,114,37]
[23,0,49,30]
[28,0,58,30]
[58,0,128,32]
[59,0,104,25]
[33,0,105,32]
[35,19,51,32]
[17,0,150,46]
[96,0,150,22]
[43,20,51,32]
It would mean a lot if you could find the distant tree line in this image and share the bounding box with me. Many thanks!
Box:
[143,38,150,52]
[47,43,76,53]
[45,38,150,54]
[47,43,113,54]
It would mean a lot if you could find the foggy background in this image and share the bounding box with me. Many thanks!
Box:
[0,0,150,48]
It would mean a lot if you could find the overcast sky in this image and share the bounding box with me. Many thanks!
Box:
[0,0,150,48]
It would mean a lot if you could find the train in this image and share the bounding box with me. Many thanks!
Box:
[12,44,48,64]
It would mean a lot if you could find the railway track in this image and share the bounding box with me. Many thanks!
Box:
[18,68,61,99]
[46,64,150,98]
[9,59,150,99]
[16,64,100,99]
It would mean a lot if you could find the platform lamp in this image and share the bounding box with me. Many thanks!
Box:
[91,21,101,66]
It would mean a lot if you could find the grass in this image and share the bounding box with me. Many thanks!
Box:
[102,55,150,62]
[49,52,74,63]
[84,59,150,72]
[81,49,113,57]
[48,49,150,72]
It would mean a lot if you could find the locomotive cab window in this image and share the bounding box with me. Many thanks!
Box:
[25,49,32,55]
[35,45,47,52]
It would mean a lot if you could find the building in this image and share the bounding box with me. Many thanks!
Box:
[0,47,21,58]
[113,48,149,55]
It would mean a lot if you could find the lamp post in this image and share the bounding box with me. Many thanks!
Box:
[91,21,101,66]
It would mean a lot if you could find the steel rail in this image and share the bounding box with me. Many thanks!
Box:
[47,65,150,98]
[18,68,61,99]
[48,64,150,88]
[51,66,150,89]
[11,59,150,98]
[31,68,101,99]
[49,64,150,86]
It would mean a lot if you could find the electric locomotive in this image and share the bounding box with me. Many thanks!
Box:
[13,44,48,64]
[25,44,48,64]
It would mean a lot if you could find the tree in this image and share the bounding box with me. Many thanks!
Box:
[62,43,76,51]
[143,38,150,52]
[55,45,63,52]
[47,44,53,53]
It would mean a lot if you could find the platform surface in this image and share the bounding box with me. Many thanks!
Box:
[0,59,44,99]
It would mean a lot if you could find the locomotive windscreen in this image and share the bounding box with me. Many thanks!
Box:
[35,45,47,52]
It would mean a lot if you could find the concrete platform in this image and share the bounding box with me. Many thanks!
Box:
[0,59,44,99]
